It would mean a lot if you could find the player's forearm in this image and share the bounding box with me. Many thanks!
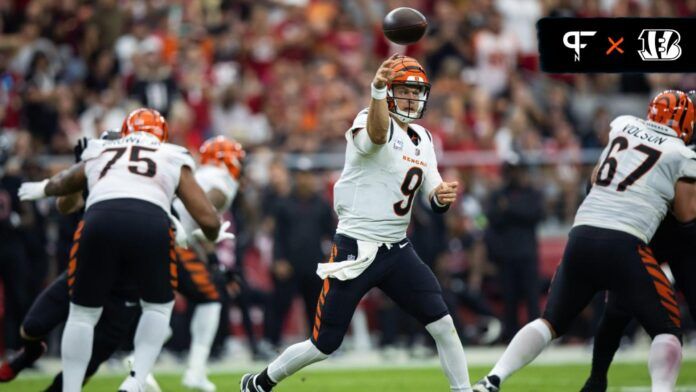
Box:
[177,167,222,241]
[45,163,87,197]
[366,94,390,145]
[187,206,221,241]
[56,192,85,215]
[673,179,696,222]
[207,188,227,211]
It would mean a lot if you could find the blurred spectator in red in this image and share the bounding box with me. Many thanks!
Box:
[472,10,519,97]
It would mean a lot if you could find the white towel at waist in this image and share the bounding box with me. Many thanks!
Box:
[316,240,388,281]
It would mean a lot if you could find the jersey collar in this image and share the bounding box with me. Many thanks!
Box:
[644,119,681,140]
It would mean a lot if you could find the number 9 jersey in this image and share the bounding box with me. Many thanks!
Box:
[333,108,443,243]
[574,115,696,243]
[81,132,196,214]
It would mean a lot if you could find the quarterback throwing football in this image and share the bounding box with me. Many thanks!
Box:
[241,54,472,392]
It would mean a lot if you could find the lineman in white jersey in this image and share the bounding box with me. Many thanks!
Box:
[171,136,244,392]
[241,54,472,392]
[474,90,696,392]
[18,108,228,392]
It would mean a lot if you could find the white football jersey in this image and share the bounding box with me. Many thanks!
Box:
[334,109,443,243]
[574,115,696,242]
[173,164,238,235]
[82,132,195,214]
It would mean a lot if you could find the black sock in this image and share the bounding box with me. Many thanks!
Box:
[487,375,500,387]
[256,368,277,390]
[584,310,631,390]
[9,338,45,372]
[43,373,63,392]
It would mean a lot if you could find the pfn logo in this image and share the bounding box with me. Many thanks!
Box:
[563,31,597,61]
[638,29,682,61]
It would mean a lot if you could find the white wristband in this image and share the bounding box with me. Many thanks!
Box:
[371,84,387,100]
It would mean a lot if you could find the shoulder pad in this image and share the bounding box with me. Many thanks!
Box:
[80,139,107,161]
[677,144,696,159]
[610,115,636,130]
[162,143,196,170]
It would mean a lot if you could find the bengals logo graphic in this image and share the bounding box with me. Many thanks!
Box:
[638,29,682,61]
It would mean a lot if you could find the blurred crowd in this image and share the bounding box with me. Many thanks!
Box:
[2,0,696,361]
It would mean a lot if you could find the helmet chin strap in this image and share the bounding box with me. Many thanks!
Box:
[393,100,424,124]
[393,112,415,124]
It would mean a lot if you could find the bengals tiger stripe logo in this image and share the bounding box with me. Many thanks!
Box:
[647,90,695,142]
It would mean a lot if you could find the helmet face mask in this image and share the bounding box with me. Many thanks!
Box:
[386,56,431,124]
[387,82,430,123]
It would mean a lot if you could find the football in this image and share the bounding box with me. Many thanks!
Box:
[382,7,428,45]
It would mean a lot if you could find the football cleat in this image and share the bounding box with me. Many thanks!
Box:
[240,373,271,392]
[473,375,501,392]
[118,372,144,392]
[0,341,47,382]
[0,362,16,382]
[144,372,162,392]
[182,368,216,392]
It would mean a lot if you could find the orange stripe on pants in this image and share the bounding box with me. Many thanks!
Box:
[313,279,331,341]
[638,245,681,328]
[67,220,84,294]
[312,244,337,341]
[169,229,178,289]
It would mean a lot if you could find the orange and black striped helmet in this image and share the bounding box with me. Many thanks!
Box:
[120,108,169,142]
[387,56,430,123]
[647,90,695,143]
[199,136,245,179]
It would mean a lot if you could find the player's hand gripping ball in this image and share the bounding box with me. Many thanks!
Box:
[382,7,428,45]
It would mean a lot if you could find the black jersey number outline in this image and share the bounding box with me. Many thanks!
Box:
[595,136,662,192]
[393,167,424,216]
[99,146,158,179]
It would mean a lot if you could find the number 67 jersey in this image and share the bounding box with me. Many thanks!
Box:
[81,132,195,214]
[575,115,696,243]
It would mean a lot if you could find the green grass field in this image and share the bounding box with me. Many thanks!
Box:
[7,361,696,391]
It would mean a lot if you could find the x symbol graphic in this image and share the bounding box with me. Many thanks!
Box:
[606,37,624,55]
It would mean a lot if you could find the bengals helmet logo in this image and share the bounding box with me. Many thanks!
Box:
[638,29,682,61]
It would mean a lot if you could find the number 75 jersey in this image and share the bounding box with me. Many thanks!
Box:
[82,132,196,214]
[574,115,696,243]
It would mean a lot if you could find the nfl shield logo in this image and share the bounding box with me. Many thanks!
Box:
[347,254,356,261]
[394,140,403,151]
[415,148,420,156]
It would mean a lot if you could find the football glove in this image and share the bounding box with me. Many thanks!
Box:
[18,179,49,201]
[191,220,235,243]
[73,137,89,163]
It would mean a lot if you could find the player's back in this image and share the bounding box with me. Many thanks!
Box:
[574,115,696,242]
[82,132,195,213]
